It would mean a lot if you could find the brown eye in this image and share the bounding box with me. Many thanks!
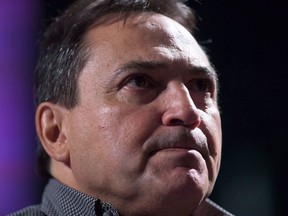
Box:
[187,78,213,94]
[127,75,150,88]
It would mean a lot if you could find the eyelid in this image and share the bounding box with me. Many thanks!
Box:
[118,73,154,89]
[186,77,216,94]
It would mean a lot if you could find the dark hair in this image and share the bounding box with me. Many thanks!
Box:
[35,0,196,178]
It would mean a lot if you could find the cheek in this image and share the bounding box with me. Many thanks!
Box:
[94,105,161,175]
[200,107,222,162]
[198,107,222,187]
[65,105,116,161]
[72,104,157,164]
[66,107,125,190]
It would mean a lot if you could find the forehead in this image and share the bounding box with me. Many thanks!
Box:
[83,13,213,76]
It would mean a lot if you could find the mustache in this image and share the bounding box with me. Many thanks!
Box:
[146,128,209,156]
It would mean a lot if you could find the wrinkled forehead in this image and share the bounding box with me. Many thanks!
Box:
[84,13,212,72]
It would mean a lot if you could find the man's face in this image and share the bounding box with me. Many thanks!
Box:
[65,14,222,215]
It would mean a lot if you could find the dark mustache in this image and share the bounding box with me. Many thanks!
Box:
[147,128,208,156]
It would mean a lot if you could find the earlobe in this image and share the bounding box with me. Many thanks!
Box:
[36,102,70,164]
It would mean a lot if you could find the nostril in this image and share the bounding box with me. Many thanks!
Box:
[170,119,185,126]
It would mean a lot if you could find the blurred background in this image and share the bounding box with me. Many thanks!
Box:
[0,0,287,215]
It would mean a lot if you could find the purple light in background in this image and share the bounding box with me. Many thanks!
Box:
[0,0,40,215]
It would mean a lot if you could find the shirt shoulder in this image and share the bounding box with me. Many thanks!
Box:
[7,178,119,216]
[7,205,46,216]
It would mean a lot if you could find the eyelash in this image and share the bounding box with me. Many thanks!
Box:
[187,78,214,93]
[121,74,154,89]
[120,74,215,96]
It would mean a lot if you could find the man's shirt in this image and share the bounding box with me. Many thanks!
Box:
[8,178,119,216]
[8,178,234,216]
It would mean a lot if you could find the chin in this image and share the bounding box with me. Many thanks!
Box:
[152,168,210,216]
[116,168,211,216]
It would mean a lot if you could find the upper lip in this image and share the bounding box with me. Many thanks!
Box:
[146,128,208,157]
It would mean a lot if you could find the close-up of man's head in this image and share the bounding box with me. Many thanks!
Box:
[31,0,222,215]
[34,0,197,178]
[32,0,223,215]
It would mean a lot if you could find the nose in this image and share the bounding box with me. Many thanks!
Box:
[161,83,201,129]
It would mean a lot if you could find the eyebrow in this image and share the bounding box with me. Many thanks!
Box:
[112,60,217,80]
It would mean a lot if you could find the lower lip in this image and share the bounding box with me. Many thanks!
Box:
[157,148,193,153]
[152,148,202,165]
[149,148,189,156]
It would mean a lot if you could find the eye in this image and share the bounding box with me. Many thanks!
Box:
[187,78,214,93]
[125,75,151,89]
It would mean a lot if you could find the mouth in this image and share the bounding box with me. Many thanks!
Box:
[149,145,193,156]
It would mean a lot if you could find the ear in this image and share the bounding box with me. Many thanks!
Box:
[36,102,70,164]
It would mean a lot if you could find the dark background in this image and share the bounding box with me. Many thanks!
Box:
[42,0,287,215]
[3,0,284,215]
